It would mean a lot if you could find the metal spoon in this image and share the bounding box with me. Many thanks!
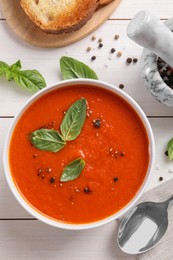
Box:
[117,195,173,254]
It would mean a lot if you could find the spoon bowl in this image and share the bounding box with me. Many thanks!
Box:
[117,195,173,254]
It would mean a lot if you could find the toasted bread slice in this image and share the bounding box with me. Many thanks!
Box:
[20,0,100,34]
[99,0,114,6]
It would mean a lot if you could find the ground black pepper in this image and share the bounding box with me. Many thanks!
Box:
[113,177,119,182]
[165,150,168,156]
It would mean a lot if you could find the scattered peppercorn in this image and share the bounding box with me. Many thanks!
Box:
[113,177,119,182]
[119,84,124,89]
[93,119,101,128]
[133,58,138,63]
[91,55,96,61]
[111,48,116,53]
[98,43,103,48]
[38,168,43,174]
[98,38,103,43]
[159,177,163,181]
[165,150,168,156]
[114,34,119,40]
[86,46,92,52]
[121,151,125,156]
[91,35,96,41]
[84,187,91,193]
[117,51,122,57]
[50,177,55,183]
[46,168,52,173]
[126,57,132,64]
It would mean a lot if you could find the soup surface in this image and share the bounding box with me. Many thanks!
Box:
[9,85,149,224]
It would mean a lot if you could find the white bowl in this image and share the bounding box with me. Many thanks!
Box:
[3,79,155,230]
[141,18,173,107]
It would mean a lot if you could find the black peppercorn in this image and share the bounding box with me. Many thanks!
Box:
[93,119,101,128]
[113,177,119,182]
[50,177,55,183]
[126,57,132,64]
[119,84,124,89]
[84,187,90,193]
[91,56,96,61]
[111,48,116,53]
[98,43,103,48]
[159,177,163,181]
[133,58,138,63]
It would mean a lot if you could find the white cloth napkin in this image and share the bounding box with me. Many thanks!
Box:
[135,179,173,260]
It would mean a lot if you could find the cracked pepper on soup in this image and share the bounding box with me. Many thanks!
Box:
[9,85,149,224]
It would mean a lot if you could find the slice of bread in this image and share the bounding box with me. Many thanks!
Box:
[99,0,114,6]
[20,0,100,34]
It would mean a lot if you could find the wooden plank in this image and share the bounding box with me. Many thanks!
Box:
[0,220,135,260]
[110,0,173,19]
[1,117,173,218]
[0,20,173,116]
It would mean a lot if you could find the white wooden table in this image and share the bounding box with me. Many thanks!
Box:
[1,1,173,259]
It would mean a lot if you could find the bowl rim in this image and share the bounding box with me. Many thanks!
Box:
[3,78,155,230]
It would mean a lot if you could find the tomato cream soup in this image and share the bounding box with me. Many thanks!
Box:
[9,85,149,224]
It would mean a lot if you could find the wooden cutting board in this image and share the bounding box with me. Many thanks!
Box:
[1,0,121,48]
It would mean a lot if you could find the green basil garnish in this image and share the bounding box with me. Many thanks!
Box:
[0,61,10,76]
[30,129,66,152]
[60,98,87,141]
[60,158,85,182]
[60,56,98,80]
[0,60,46,92]
[13,70,46,92]
[167,138,173,160]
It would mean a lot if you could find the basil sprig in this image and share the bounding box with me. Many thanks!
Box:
[60,98,87,141]
[167,138,173,160]
[60,56,98,80]
[30,98,87,152]
[60,158,85,182]
[31,129,66,152]
[0,60,46,92]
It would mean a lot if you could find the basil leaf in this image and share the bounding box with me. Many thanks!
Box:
[0,59,46,93]
[30,129,66,152]
[0,61,10,76]
[60,56,98,80]
[60,98,87,141]
[10,60,21,72]
[60,158,85,182]
[167,138,173,160]
[13,69,46,92]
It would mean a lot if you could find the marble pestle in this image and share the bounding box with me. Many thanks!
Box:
[127,10,173,68]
